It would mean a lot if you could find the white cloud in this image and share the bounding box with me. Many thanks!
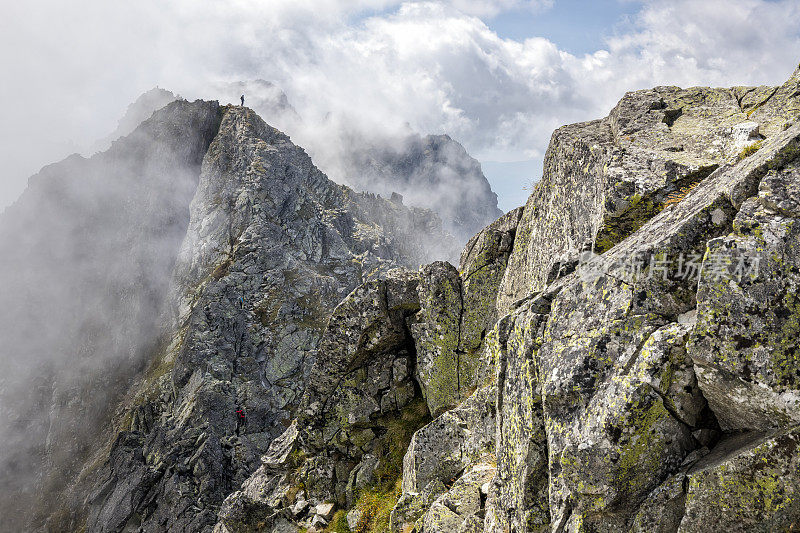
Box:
[1,0,799,210]
[447,0,553,17]
[601,0,800,88]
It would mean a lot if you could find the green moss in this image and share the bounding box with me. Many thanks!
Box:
[738,141,764,161]
[350,477,403,533]
[288,448,307,469]
[373,397,431,484]
[595,193,664,254]
[334,398,430,533]
[324,510,352,532]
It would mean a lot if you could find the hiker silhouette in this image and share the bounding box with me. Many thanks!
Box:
[240,94,245,106]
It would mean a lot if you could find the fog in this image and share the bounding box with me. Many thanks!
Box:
[0,100,220,528]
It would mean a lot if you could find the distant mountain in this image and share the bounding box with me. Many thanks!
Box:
[337,130,503,243]
[94,87,180,150]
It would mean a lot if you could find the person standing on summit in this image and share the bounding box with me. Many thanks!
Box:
[240,94,245,106]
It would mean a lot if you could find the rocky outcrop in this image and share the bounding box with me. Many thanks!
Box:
[214,185,523,532]
[5,102,457,532]
[207,66,800,533]
[496,71,800,314]
[413,208,522,416]
[79,107,457,532]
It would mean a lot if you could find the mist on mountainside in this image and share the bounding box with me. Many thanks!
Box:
[0,101,221,530]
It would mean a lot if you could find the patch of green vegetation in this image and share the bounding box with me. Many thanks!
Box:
[374,398,431,484]
[350,477,403,533]
[324,510,351,533]
[341,398,430,533]
[738,140,764,161]
[595,193,664,254]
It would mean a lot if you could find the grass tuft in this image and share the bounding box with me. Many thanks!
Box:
[738,140,764,161]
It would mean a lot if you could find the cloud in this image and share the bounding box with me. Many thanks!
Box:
[447,0,553,17]
[601,0,800,88]
[1,0,799,211]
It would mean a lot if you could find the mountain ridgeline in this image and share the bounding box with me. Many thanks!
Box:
[2,64,800,533]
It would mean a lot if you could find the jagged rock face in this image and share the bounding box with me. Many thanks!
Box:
[689,162,800,431]
[412,209,522,416]
[14,65,800,533]
[78,107,455,533]
[340,132,503,245]
[110,86,500,249]
[0,100,221,531]
[497,72,800,314]
[373,69,800,533]
[215,204,521,532]
[217,268,431,531]
[480,110,800,532]
[212,67,800,531]
[0,101,454,532]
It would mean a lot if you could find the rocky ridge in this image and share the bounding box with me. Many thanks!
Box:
[111,84,502,247]
[0,101,457,532]
[213,65,800,533]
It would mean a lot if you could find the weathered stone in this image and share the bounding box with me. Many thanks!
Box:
[631,473,687,533]
[411,261,466,416]
[494,304,550,532]
[263,420,300,469]
[422,501,463,533]
[290,498,309,517]
[421,463,496,533]
[401,386,496,496]
[314,502,335,520]
[310,513,328,528]
[680,428,800,531]
[459,207,524,353]
[689,161,800,431]
[390,479,447,533]
[496,76,800,314]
